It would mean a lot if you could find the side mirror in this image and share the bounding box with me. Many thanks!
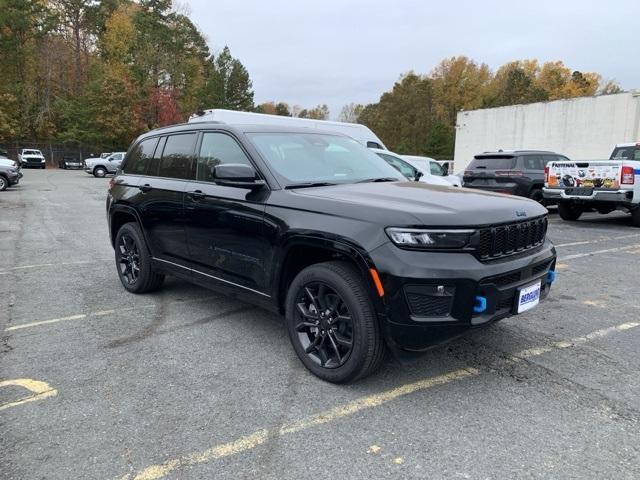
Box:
[414,171,423,181]
[213,163,265,190]
[442,162,451,175]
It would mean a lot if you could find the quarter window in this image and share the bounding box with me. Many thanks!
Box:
[430,161,446,176]
[123,139,158,174]
[197,132,252,182]
[156,133,197,180]
[523,155,545,170]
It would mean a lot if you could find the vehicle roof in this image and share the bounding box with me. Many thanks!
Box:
[475,150,558,157]
[136,122,351,141]
[615,142,640,147]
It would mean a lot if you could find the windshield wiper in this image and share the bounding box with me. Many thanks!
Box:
[284,182,337,189]
[356,177,399,183]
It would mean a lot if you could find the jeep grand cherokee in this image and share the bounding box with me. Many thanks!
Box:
[106,123,556,383]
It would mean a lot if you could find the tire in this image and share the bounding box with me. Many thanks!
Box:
[0,175,7,191]
[114,222,165,293]
[285,261,385,383]
[631,208,640,227]
[528,188,546,207]
[558,202,583,221]
[94,166,107,178]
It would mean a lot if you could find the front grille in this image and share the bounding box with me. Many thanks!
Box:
[406,293,452,317]
[484,271,521,287]
[496,295,515,311]
[478,216,547,260]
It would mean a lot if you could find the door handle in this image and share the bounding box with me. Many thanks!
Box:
[188,190,206,200]
[139,184,152,193]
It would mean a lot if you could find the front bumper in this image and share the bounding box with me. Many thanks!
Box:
[371,240,556,351]
[7,172,20,185]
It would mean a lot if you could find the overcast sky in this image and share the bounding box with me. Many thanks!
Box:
[187,0,639,119]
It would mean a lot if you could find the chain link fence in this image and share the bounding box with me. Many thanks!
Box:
[0,141,124,168]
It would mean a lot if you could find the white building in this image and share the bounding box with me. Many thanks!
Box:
[453,91,640,174]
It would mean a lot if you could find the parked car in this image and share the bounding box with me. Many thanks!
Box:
[544,143,640,225]
[0,155,18,168]
[401,155,462,187]
[463,150,570,205]
[58,155,84,169]
[18,148,46,169]
[371,149,453,186]
[189,109,387,149]
[0,163,22,191]
[107,123,556,383]
[84,151,126,177]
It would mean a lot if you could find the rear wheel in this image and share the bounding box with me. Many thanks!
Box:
[285,261,385,383]
[94,166,107,178]
[528,188,546,206]
[114,222,165,293]
[558,202,583,221]
[631,208,640,227]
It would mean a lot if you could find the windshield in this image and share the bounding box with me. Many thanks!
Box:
[23,150,41,155]
[610,146,640,160]
[247,133,405,186]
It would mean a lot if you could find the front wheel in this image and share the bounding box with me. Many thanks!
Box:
[0,176,7,191]
[94,167,107,178]
[558,202,583,221]
[285,261,385,383]
[114,222,165,293]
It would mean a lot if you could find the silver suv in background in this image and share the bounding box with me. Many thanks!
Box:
[84,152,126,177]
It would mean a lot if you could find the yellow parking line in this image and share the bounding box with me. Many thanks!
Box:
[117,320,640,480]
[6,296,218,332]
[0,378,58,411]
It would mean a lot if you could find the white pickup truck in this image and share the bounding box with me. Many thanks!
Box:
[543,143,640,225]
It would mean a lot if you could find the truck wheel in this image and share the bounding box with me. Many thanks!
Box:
[558,202,583,221]
[94,166,107,178]
[114,222,165,293]
[528,189,546,207]
[631,208,640,227]
[0,175,7,191]
[285,261,385,383]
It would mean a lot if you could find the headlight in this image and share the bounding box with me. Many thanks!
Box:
[386,228,474,249]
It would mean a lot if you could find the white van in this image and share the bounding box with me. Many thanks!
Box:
[188,109,387,150]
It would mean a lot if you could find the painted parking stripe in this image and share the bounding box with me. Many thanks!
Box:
[559,244,640,261]
[6,296,218,332]
[0,378,58,411]
[118,320,640,480]
[554,233,640,248]
[0,259,110,275]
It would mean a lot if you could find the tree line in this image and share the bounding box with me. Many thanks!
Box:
[352,57,621,158]
[0,0,255,150]
[0,1,623,157]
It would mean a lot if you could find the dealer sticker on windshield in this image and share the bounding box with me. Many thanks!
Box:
[516,281,541,313]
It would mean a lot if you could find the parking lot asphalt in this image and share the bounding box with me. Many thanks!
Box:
[1,169,639,480]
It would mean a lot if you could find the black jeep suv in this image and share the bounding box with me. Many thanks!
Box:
[107,123,557,383]
[463,150,570,204]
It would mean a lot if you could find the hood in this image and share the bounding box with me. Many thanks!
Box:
[292,181,547,227]
[22,154,44,159]
[84,157,101,164]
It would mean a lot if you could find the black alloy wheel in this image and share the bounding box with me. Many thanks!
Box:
[294,282,354,369]
[117,233,140,286]
[286,261,385,383]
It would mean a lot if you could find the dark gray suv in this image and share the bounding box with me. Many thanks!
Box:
[463,150,570,205]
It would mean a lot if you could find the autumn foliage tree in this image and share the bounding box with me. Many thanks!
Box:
[357,57,622,158]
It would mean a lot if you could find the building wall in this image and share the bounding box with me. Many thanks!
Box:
[453,91,640,173]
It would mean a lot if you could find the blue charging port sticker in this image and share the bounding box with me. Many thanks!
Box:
[474,296,487,313]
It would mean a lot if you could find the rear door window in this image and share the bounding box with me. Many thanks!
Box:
[197,132,252,182]
[123,138,158,175]
[430,161,446,176]
[522,155,546,171]
[469,156,516,169]
[156,133,197,180]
